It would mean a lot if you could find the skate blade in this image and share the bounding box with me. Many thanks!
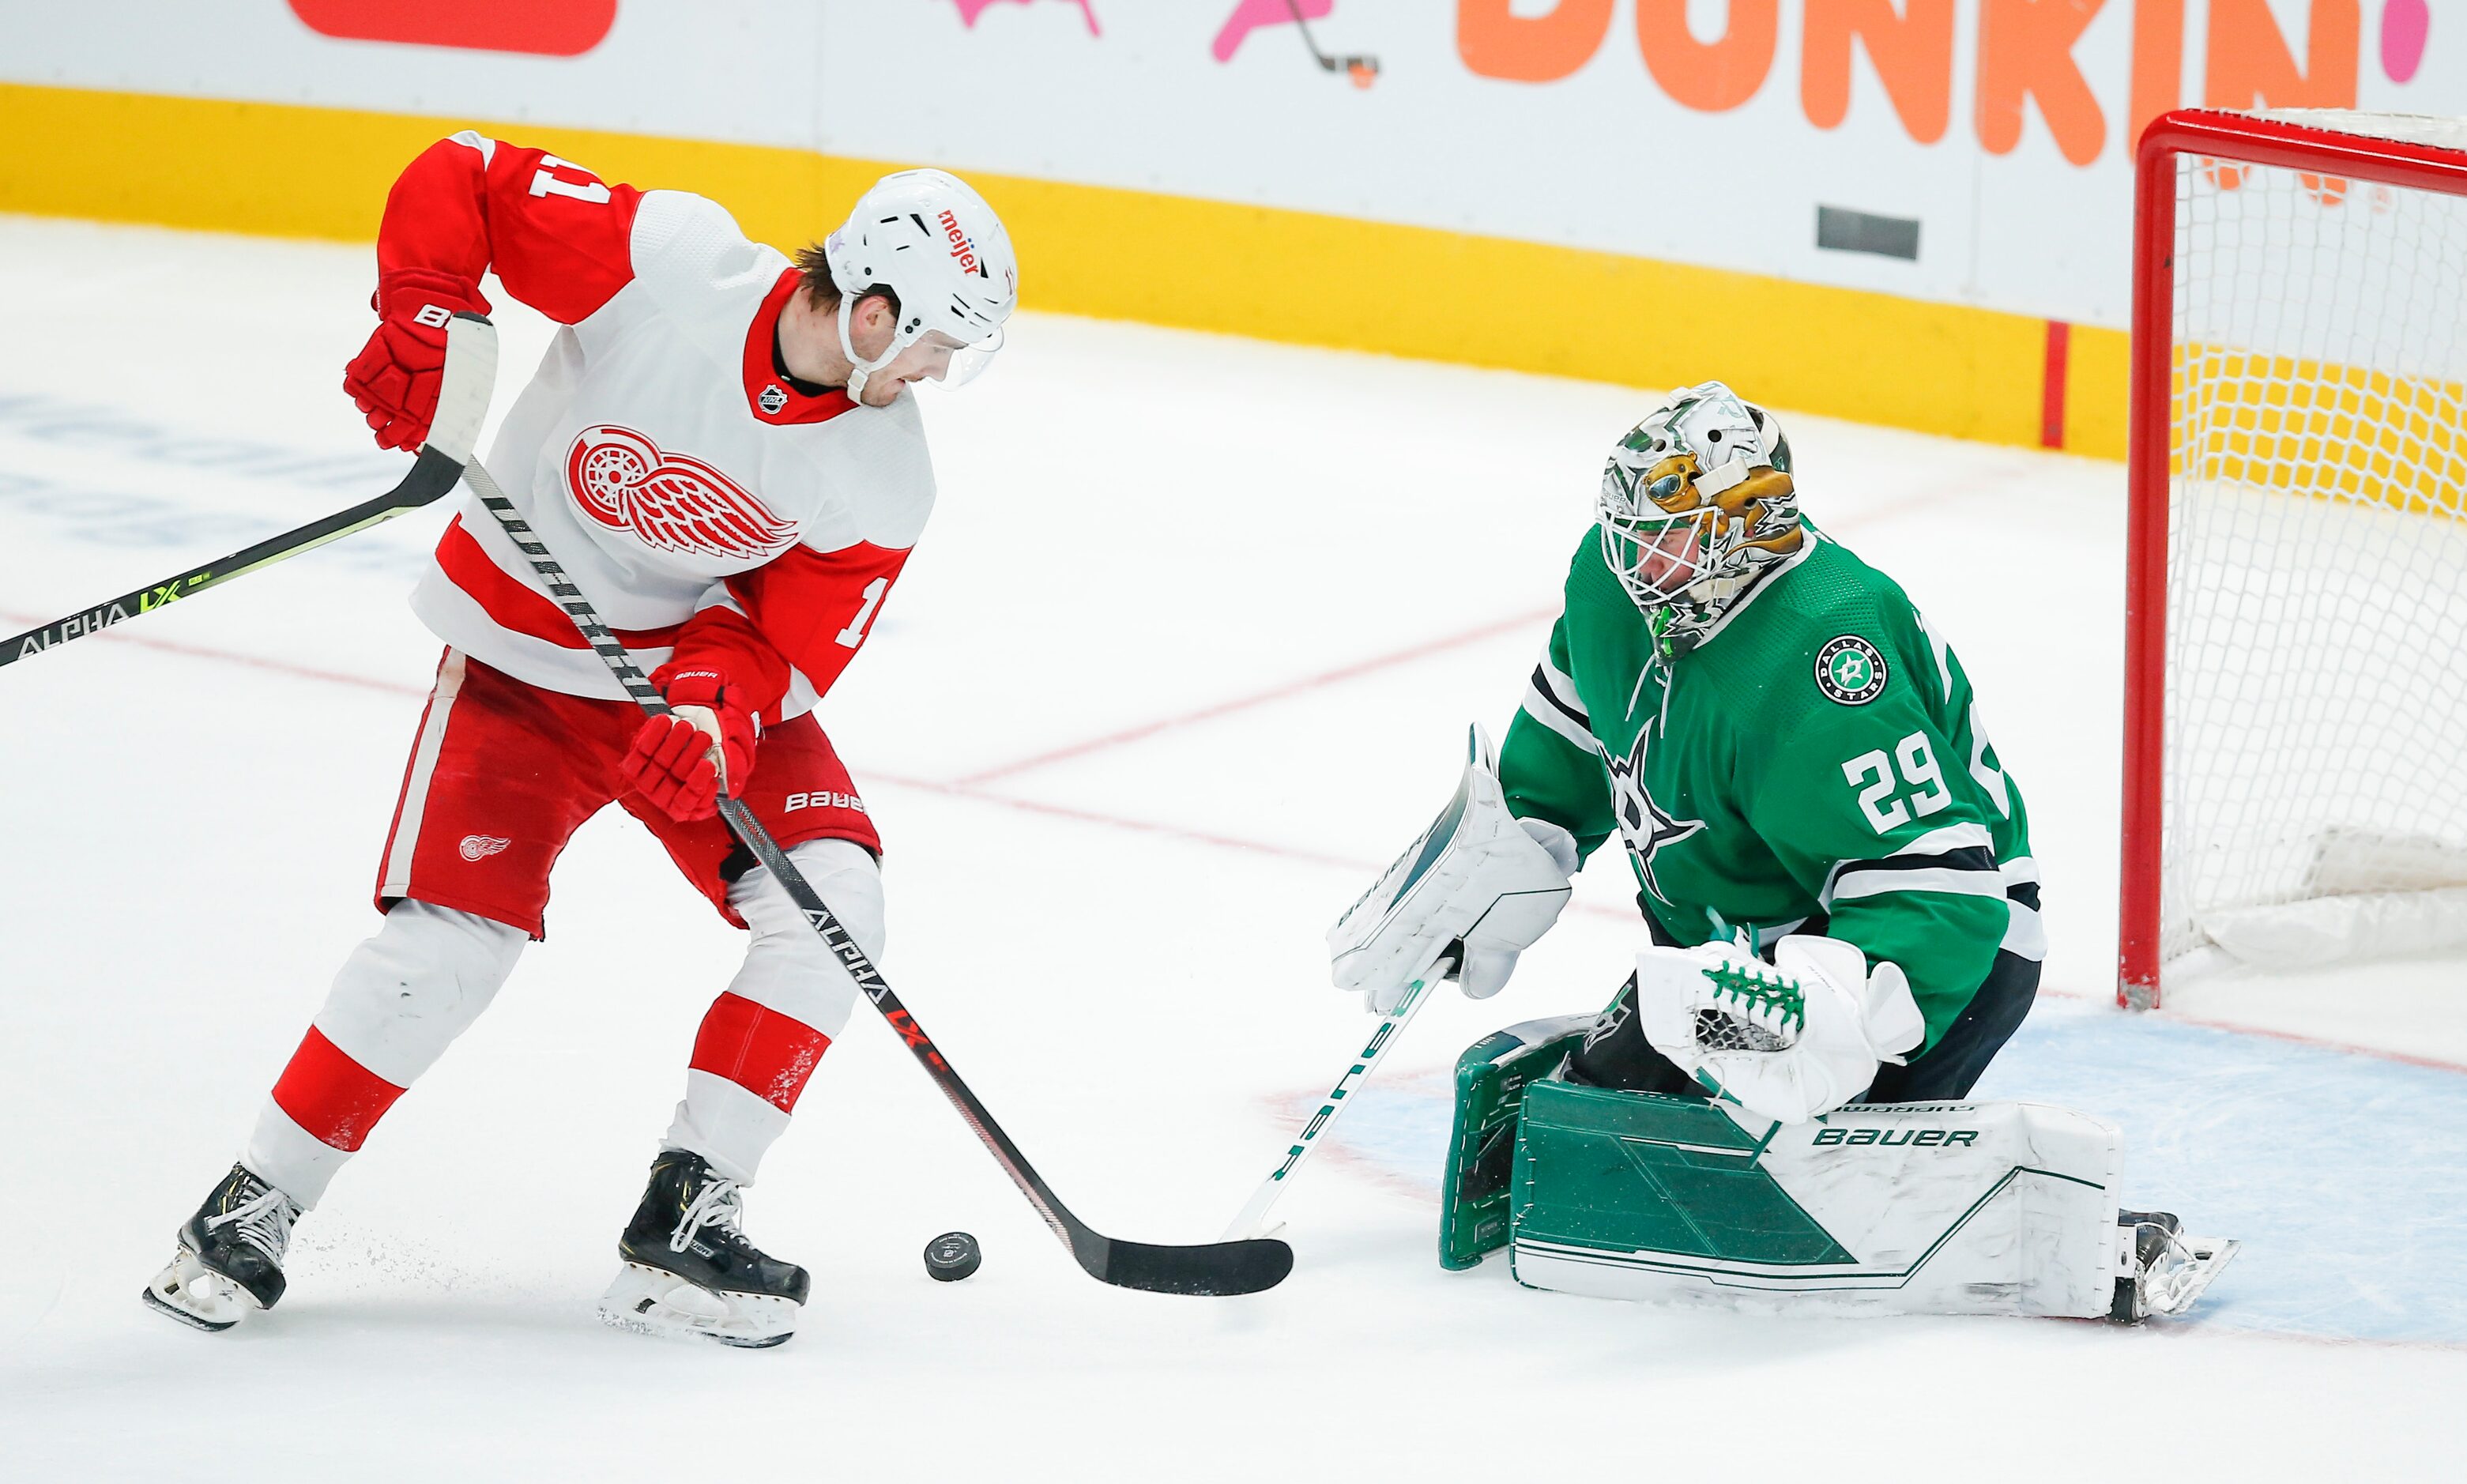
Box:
[141,1251,252,1332]
[596,1262,799,1350]
[2142,1236,2240,1319]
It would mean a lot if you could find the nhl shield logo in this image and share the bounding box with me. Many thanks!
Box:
[759,383,788,414]
[565,425,797,561]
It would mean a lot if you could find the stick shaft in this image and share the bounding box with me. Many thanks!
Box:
[456,446,1288,1295]
[457,461,1087,1251]
[0,448,465,669]
[1221,967,1441,1241]
[3,312,496,670]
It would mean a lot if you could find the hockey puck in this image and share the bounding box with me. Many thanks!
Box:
[924,1230,981,1282]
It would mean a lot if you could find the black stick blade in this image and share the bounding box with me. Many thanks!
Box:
[1086,1236,1294,1296]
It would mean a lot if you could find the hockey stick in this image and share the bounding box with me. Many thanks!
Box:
[1219,956,1448,1241]
[1,315,499,671]
[456,458,1294,1298]
[1282,0,1378,83]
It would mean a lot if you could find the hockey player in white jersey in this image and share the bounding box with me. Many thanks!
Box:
[144,134,1016,1347]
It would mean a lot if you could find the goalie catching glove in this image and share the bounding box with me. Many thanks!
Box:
[1328,725,1579,1015]
[1635,934,1927,1124]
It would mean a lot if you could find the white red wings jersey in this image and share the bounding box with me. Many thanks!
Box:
[385,131,932,721]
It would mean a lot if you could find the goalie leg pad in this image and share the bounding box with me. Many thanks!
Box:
[1438,1014,1595,1270]
[1508,1083,2133,1318]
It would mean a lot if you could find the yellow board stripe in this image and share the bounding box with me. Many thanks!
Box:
[0,81,2122,458]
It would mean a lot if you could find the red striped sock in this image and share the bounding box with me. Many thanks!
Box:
[690,992,831,1113]
[269,1026,409,1151]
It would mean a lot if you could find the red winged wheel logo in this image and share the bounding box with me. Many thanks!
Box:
[565,425,797,561]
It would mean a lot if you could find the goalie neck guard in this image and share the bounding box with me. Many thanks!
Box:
[1596,382,1801,657]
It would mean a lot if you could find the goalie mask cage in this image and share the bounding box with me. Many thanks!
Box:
[2121,108,2467,1009]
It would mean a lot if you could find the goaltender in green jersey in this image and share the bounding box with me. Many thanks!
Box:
[1324,383,2234,1321]
[1501,386,2039,1104]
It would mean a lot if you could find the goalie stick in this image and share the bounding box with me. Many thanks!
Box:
[1,315,499,670]
[1220,956,1448,1241]
[454,452,1293,1298]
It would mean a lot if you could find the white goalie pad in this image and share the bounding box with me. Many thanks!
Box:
[1635,935,1924,1124]
[1328,724,1576,1011]
[1512,1092,2141,1319]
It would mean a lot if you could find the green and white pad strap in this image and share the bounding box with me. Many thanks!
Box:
[1328,724,1577,1015]
[1636,934,1924,1124]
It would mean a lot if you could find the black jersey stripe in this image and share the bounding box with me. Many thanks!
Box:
[1825,846,2002,906]
[1836,845,2000,880]
[1528,663,1590,729]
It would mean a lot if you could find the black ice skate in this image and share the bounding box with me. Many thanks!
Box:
[2109,1208,2239,1324]
[597,1151,809,1349]
[141,1163,301,1332]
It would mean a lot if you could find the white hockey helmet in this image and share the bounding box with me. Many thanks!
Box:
[1597,382,1802,654]
[823,168,1019,400]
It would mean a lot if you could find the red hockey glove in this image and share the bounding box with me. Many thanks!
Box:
[343,269,491,452]
[620,665,759,823]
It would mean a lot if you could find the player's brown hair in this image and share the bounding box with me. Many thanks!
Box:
[794,243,898,318]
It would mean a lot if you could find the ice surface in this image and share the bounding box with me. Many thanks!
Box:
[2,217,2461,1479]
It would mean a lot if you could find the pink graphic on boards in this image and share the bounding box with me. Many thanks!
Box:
[1213,0,1331,62]
[950,0,1099,36]
[2382,0,2428,84]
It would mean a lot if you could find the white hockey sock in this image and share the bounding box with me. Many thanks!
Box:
[662,838,881,1184]
[243,901,525,1208]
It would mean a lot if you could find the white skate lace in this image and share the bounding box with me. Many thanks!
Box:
[206,1187,297,1264]
[671,1176,747,1254]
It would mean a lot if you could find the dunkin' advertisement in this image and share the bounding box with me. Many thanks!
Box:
[2,2,2457,336]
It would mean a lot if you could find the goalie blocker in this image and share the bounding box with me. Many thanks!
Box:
[1439,1018,2237,1322]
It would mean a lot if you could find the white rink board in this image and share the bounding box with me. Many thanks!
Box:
[6,1,2467,326]
[0,217,2462,1479]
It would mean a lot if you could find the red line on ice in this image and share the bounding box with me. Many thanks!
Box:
[955,607,1554,785]
[32,607,2464,1075]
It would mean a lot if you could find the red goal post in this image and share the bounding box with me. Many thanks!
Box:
[2120,109,2467,1009]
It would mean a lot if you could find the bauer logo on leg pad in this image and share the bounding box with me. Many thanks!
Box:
[784,791,866,814]
[1811,1125,1977,1147]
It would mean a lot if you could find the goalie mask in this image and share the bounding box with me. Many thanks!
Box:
[1596,382,1802,657]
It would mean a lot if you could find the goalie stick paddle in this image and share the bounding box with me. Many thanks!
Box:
[0,314,499,671]
[456,456,1292,1299]
[1219,957,1448,1242]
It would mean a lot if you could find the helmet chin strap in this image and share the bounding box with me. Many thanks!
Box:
[834,295,902,404]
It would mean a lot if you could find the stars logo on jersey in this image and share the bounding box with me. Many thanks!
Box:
[759,383,788,414]
[1606,725,1705,906]
[1815,635,1889,706]
[565,424,797,562]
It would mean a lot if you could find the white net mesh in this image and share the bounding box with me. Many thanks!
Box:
[2161,113,2467,979]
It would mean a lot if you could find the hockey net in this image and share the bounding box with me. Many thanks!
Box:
[2121,109,2467,1008]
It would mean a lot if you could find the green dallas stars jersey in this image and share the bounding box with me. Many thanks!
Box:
[1499,525,2039,1052]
